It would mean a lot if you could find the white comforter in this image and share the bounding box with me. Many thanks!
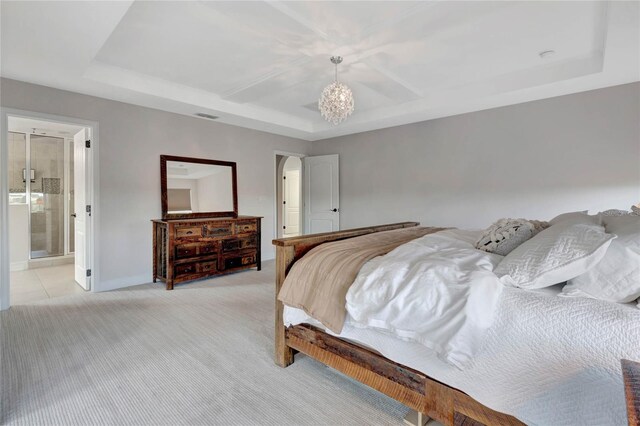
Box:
[345,229,504,368]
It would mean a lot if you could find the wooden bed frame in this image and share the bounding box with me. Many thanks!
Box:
[622,359,640,426]
[273,222,525,426]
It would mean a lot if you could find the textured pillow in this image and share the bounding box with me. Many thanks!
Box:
[495,217,615,289]
[475,218,549,256]
[604,214,640,234]
[561,215,640,303]
[598,205,640,217]
[599,209,632,216]
[549,210,589,225]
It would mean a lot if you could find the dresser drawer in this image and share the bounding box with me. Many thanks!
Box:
[175,242,217,259]
[236,221,257,234]
[174,259,218,278]
[175,226,202,238]
[224,253,256,270]
[198,260,217,274]
[174,262,197,276]
[204,222,233,237]
[222,235,257,252]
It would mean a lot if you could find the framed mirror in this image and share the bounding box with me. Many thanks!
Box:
[161,155,238,219]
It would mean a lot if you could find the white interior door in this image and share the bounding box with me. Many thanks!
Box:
[73,128,89,290]
[283,169,300,236]
[304,155,339,234]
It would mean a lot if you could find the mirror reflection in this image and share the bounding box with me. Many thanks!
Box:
[166,161,234,214]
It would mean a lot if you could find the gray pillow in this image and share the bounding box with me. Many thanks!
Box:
[549,210,589,225]
[475,218,549,256]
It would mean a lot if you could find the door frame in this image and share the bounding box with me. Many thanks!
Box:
[283,167,301,237]
[0,108,100,310]
[273,150,305,241]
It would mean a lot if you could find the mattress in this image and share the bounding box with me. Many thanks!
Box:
[284,283,640,425]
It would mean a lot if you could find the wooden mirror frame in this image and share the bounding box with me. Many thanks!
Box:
[160,155,238,220]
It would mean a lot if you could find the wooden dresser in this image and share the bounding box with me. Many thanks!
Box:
[152,216,261,290]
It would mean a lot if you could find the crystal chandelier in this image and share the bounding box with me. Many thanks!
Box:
[318,56,354,125]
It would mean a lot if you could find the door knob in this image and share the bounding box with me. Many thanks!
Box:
[71,213,77,218]
[332,208,338,212]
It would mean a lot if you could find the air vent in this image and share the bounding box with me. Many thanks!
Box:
[194,113,219,120]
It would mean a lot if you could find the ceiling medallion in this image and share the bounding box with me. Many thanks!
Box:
[318,56,355,125]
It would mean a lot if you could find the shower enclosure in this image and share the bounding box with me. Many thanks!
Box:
[8,132,74,259]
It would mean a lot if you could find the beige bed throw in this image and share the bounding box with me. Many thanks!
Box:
[278,226,445,334]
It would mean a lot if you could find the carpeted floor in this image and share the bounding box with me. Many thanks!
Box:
[1,261,412,425]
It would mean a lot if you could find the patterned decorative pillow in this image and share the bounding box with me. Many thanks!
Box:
[599,206,640,216]
[475,218,549,256]
[599,209,631,216]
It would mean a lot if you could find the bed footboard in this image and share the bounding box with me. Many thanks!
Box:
[272,222,419,367]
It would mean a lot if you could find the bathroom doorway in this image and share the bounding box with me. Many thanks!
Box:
[275,153,304,239]
[4,114,95,305]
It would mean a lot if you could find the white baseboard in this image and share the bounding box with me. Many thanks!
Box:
[10,261,28,271]
[29,255,74,269]
[97,273,152,293]
[96,259,275,293]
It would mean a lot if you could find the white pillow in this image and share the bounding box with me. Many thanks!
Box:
[549,210,589,225]
[561,215,640,303]
[495,217,615,289]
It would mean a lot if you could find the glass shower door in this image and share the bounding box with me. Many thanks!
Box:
[30,135,65,258]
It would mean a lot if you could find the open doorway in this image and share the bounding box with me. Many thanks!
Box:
[4,114,95,306]
[275,153,303,239]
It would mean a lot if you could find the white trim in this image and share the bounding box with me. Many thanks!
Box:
[28,254,74,269]
[10,261,28,272]
[0,108,100,310]
[273,150,305,242]
[64,137,71,256]
[1,112,10,310]
[99,273,150,292]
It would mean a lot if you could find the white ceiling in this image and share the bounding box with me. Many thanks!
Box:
[1,1,638,141]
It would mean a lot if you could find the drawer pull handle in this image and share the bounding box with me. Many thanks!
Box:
[186,231,193,235]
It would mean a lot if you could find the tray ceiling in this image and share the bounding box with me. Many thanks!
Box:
[1,1,638,141]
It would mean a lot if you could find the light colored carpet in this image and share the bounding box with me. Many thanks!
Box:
[1,261,412,425]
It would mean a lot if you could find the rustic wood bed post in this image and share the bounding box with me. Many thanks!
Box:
[275,243,295,367]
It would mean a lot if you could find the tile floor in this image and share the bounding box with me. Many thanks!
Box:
[10,264,86,304]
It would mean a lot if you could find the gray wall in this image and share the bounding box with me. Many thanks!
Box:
[1,78,312,291]
[3,77,639,292]
[312,83,640,230]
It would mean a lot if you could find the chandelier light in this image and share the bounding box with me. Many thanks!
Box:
[318,56,354,125]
